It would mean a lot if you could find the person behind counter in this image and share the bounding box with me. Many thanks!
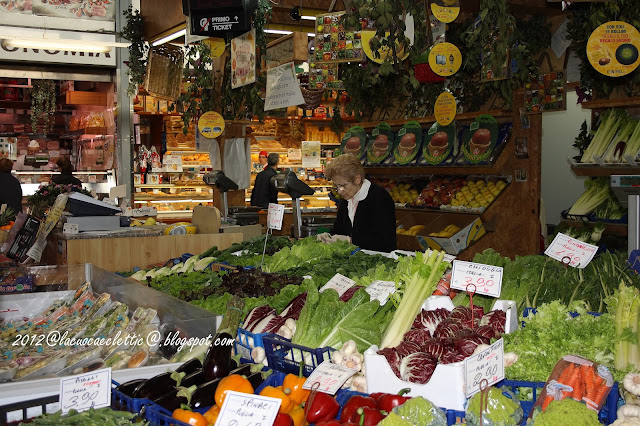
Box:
[52,157,82,187]
[0,158,22,217]
[250,152,279,209]
[321,154,396,252]
[258,150,268,169]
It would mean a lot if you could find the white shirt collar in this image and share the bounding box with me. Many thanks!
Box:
[347,179,370,225]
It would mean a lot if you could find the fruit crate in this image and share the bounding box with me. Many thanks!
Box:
[262,333,334,377]
[234,326,268,363]
[111,380,155,414]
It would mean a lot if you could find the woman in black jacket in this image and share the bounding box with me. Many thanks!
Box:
[324,154,396,252]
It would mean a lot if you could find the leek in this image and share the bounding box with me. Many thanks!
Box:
[567,178,610,216]
[614,282,640,370]
[380,250,449,349]
[581,109,624,163]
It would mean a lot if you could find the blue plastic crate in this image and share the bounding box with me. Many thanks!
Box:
[110,380,154,414]
[234,327,268,363]
[498,379,618,425]
[262,333,334,377]
[145,404,209,426]
[522,307,602,328]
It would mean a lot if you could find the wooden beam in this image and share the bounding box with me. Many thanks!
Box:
[141,0,186,41]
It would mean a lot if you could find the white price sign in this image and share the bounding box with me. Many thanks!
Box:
[267,203,285,230]
[365,280,397,304]
[288,148,302,161]
[320,273,356,297]
[59,368,111,414]
[214,391,281,426]
[544,232,598,268]
[464,338,505,397]
[450,260,503,298]
[303,360,358,394]
[63,223,79,235]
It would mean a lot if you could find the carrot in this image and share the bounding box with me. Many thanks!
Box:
[581,365,596,395]
[569,368,583,400]
[556,364,575,386]
[585,376,606,403]
[541,394,554,411]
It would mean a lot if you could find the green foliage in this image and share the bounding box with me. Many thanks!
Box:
[30,80,56,134]
[120,6,148,97]
[566,1,640,98]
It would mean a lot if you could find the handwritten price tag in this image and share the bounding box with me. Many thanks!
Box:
[214,391,281,426]
[365,280,397,305]
[320,274,356,297]
[464,338,504,397]
[303,360,358,394]
[544,233,598,269]
[267,203,285,230]
[450,260,503,298]
[59,368,111,414]
[63,223,79,235]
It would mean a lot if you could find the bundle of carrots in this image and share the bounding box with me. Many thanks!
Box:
[541,363,611,412]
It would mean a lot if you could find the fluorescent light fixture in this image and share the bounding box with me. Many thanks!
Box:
[264,29,292,35]
[1,37,128,53]
[301,15,316,20]
[152,28,186,46]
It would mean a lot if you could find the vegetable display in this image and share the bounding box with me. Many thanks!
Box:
[465,386,523,426]
[568,178,613,216]
[18,408,144,425]
[580,109,640,164]
[531,398,600,425]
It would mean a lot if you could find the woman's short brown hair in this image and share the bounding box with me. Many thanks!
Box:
[56,157,73,173]
[0,158,13,173]
[324,154,365,182]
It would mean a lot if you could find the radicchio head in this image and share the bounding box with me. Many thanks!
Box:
[399,352,438,384]
[434,319,463,340]
[395,341,422,358]
[412,308,450,334]
[403,329,432,346]
[378,347,402,379]
[453,333,488,357]
[440,351,466,364]
[480,309,507,334]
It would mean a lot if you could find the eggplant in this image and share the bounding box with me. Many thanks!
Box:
[202,331,235,381]
[181,369,206,388]
[246,371,266,390]
[191,378,221,410]
[132,372,176,400]
[154,388,187,412]
[175,358,202,376]
[115,378,146,398]
[228,364,252,377]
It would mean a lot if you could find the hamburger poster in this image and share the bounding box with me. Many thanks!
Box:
[338,126,368,160]
[461,115,499,164]
[366,123,394,165]
[393,121,423,165]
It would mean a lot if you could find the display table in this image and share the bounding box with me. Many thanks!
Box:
[43,229,243,272]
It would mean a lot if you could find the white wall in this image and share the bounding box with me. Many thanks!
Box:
[541,91,590,225]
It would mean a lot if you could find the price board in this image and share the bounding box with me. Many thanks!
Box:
[544,232,598,268]
[320,273,356,297]
[303,360,358,394]
[60,368,111,414]
[464,338,505,397]
[214,391,280,426]
[450,260,503,298]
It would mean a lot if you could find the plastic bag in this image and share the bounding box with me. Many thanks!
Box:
[388,396,447,426]
[208,138,222,171]
[465,386,524,426]
[223,137,251,189]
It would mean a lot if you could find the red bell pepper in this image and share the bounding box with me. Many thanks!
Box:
[350,407,386,426]
[273,412,294,426]
[375,388,412,412]
[340,395,378,422]
[305,392,340,423]
[315,421,358,426]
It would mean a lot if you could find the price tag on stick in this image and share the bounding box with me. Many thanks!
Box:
[267,203,285,230]
[303,360,358,394]
[365,280,397,304]
[464,338,505,398]
[320,273,356,297]
[450,260,503,298]
[544,232,598,269]
[214,391,281,426]
[59,368,111,414]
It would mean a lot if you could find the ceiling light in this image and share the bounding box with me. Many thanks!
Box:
[152,28,186,46]
[301,15,316,21]
[264,29,293,35]
[1,37,128,53]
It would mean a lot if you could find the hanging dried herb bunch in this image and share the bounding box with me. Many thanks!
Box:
[30,79,56,134]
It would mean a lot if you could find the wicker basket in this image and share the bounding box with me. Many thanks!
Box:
[300,86,325,110]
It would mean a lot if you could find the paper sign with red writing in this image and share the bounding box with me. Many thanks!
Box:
[464,338,504,397]
[450,260,503,298]
[544,232,598,269]
[320,273,356,297]
[303,360,358,394]
[267,203,285,230]
[60,368,111,414]
[365,280,397,305]
[214,391,281,426]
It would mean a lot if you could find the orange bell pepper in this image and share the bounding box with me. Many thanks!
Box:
[214,374,254,407]
[259,385,294,413]
[288,404,305,426]
[283,373,310,404]
[203,405,220,425]
[172,408,207,426]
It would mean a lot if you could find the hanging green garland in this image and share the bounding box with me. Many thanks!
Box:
[30,80,56,134]
[120,6,148,97]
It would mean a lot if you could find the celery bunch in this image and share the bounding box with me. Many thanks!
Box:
[581,109,624,163]
[613,282,640,371]
[567,178,611,216]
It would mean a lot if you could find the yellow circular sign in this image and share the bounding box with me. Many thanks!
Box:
[587,21,640,77]
[428,42,462,77]
[430,2,460,24]
[434,91,457,126]
[204,38,226,58]
[198,111,225,139]
[361,31,410,64]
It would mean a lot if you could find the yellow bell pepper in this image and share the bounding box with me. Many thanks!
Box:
[288,404,305,426]
[283,373,310,404]
[259,385,294,413]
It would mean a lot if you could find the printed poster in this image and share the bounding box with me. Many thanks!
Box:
[587,21,640,77]
[315,12,364,64]
[33,0,115,21]
[231,29,256,89]
[0,0,31,14]
[264,62,304,111]
[302,140,321,168]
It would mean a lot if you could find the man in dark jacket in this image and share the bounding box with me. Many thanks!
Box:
[250,153,279,208]
[0,158,22,216]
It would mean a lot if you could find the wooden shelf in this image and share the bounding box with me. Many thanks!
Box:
[0,101,31,109]
[355,110,514,129]
[58,91,107,107]
[365,164,500,176]
[560,219,628,237]
[61,127,108,137]
[571,165,640,177]
[581,97,640,110]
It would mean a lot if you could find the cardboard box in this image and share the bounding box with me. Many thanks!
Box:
[396,211,485,255]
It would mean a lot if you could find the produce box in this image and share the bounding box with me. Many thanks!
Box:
[364,296,517,411]
[262,333,334,377]
[396,211,485,255]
